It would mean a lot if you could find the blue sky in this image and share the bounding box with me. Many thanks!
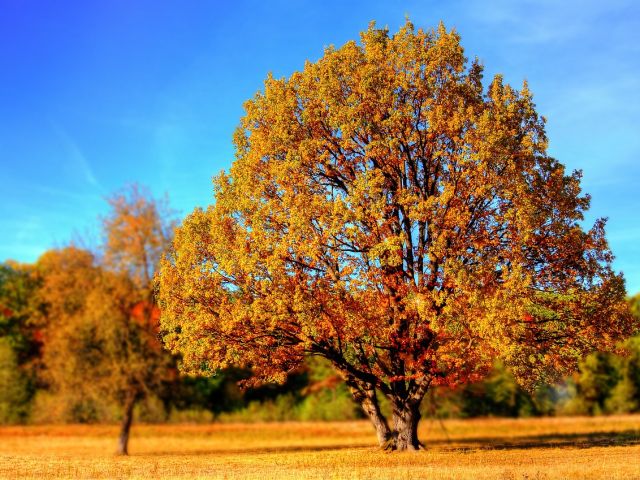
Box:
[1,0,639,293]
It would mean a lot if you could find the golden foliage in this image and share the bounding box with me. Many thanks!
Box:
[158,21,635,449]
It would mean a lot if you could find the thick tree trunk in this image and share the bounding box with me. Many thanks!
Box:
[116,394,136,456]
[391,401,422,451]
[340,368,426,451]
[348,385,424,450]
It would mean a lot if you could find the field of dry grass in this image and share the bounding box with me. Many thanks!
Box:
[0,415,639,479]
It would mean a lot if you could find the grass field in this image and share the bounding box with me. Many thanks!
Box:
[0,415,639,479]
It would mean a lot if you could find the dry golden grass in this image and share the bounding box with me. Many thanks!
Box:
[0,415,639,479]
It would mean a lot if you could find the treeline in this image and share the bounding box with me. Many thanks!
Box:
[1,186,639,433]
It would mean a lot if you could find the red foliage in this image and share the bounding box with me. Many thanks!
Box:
[131,301,160,330]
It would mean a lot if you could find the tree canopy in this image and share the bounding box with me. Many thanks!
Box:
[158,21,634,450]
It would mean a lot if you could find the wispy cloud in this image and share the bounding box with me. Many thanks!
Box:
[31,183,102,203]
[50,121,103,190]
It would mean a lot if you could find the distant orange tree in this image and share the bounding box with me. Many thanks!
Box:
[158,22,634,450]
[37,186,176,455]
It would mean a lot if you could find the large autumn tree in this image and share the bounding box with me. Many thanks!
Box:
[158,22,634,450]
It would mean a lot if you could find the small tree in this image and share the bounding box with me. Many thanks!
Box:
[37,186,176,455]
[100,184,177,454]
[158,22,633,450]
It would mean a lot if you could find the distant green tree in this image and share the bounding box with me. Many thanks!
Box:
[561,352,619,415]
[463,362,534,417]
[0,262,41,365]
[422,361,557,419]
[629,293,640,320]
[606,373,638,413]
[0,338,31,423]
[0,262,40,423]
[605,297,640,413]
[296,357,362,421]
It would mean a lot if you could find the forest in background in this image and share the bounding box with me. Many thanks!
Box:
[1,186,639,426]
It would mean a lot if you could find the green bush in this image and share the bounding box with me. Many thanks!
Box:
[296,385,361,421]
[0,339,31,423]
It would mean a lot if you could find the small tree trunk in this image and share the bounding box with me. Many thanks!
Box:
[391,401,422,451]
[117,394,136,456]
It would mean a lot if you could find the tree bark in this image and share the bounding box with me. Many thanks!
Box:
[361,388,394,447]
[341,368,426,451]
[348,386,424,450]
[116,393,136,456]
[344,377,393,447]
[391,401,422,451]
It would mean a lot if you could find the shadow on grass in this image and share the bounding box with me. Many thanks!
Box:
[427,429,640,452]
[141,443,373,457]
[141,430,640,456]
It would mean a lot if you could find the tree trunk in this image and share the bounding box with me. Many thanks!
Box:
[341,370,425,451]
[344,377,393,447]
[361,389,393,447]
[391,401,422,451]
[116,394,136,456]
